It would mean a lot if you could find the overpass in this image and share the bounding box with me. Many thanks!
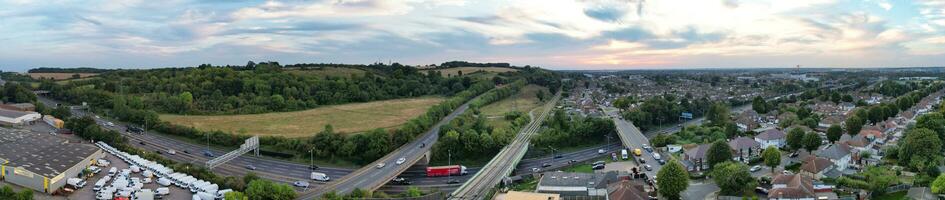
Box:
[301,96,481,199]
[449,93,561,200]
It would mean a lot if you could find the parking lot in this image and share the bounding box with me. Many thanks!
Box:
[69,153,193,200]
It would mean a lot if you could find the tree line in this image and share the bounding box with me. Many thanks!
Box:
[432,80,529,163]
[619,95,714,132]
[530,109,617,150]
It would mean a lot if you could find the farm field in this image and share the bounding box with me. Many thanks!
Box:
[159,96,444,137]
[425,67,518,77]
[480,84,548,129]
[285,67,368,78]
[28,72,98,80]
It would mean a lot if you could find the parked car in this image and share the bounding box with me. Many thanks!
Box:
[592,164,605,170]
[644,165,653,171]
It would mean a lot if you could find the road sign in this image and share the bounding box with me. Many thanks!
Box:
[681,112,693,119]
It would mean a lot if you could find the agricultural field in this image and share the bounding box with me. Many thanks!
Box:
[159,96,444,137]
[285,67,368,78]
[480,84,549,129]
[426,67,518,77]
[28,72,98,80]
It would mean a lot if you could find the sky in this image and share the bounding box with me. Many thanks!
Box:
[1,0,945,71]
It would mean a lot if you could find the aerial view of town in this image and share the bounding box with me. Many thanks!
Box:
[2,1,945,200]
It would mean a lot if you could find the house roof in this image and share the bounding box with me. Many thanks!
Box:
[755,129,786,140]
[769,174,816,199]
[800,156,833,174]
[839,134,869,148]
[684,144,710,161]
[858,129,883,139]
[817,143,852,160]
[607,180,647,200]
[729,137,760,150]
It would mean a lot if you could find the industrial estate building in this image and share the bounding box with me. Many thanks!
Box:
[0,127,103,193]
[0,108,41,126]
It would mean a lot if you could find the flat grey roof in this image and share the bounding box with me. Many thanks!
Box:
[0,108,33,118]
[0,127,100,177]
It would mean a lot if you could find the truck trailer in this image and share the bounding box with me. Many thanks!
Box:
[426,165,468,177]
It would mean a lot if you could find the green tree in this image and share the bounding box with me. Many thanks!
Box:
[707,102,731,127]
[898,128,943,172]
[711,162,757,196]
[802,132,822,152]
[786,128,805,151]
[845,115,863,135]
[179,91,194,105]
[915,113,945,145]
[50,105,72,119]
[406,186,423,197]
[245,180,296,200]
[826,125,843,143]
[932,174,945,194]
[863,166,898,195]
[752,96,768,114]
[657,159,689,200]
[762,146,781,175]
[706,140,733,170]
[224,191,248,200]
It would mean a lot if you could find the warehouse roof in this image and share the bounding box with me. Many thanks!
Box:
[0,108,36,119]
[0,127,100,177]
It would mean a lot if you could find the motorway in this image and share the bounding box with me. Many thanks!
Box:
[301,95,485,198]
[449,93,561,200]
[37,96,476,194]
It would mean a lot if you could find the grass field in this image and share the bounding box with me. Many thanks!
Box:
[159,97,444,138]
[481,84,549,129]
[286,67,367,78]
[28,73,98,80]
[425,67,518,77]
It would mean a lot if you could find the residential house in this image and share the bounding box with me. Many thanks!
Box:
[857,129,883,141]
[607,180,648,200]
[683,144,710,172]
[768,174,816,200]
[736,110,761,131]
[755,129,786,149]
[816,144,852,171]
[729,137,761,162]
[799,156,839,179]
[838,102,855,113]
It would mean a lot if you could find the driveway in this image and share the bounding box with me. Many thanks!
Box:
[682,180,719,200]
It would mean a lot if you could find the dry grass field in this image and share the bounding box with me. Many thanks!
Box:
[160,97,444,137]
[480,84,548,129]
[426,67,518,77]
[28,73,98,80]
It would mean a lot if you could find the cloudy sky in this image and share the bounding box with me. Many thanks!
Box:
[2,0,944,71]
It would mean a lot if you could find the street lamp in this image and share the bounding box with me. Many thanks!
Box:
[447,149,452,184]
[309,148,315,171]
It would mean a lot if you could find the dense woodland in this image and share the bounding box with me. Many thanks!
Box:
[530,109,617,149]
[617,95,714,132]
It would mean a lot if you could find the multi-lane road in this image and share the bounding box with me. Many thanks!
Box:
[303,100,476,198]
[450,93,560,199]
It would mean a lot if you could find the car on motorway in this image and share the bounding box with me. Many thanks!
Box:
[308,165,320,170]
[391,177,412,185]
[750,165,762,172]
[447,179,460,184]
[376,163,386,168]
[531,168,540,172]
[293,181,309,188]
[139,141,146,145]
[167,149,176,155]
[541,163,552,168]
[245,165,256,170]
[644,164,652,171]
[419,143,425,148]
[597,149,606,154]
[553,154,563,159]
[203,151,215,157]
[396,157,406,165]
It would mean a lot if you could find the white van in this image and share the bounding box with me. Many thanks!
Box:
[652,153,662,160]
[67,178,86,188]
[130,166,141,173]
[93,178,108,191]
[155,187,170,198]
[157,178,172,186]
[620,149,629,160]
[108,167,118,176]
[216,189,233,199]
[311,172,330,181]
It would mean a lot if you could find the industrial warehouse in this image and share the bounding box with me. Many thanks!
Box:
[0,127,103,194]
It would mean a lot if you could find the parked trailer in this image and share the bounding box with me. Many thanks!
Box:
[426,165,468,177]
[43,115,64,129]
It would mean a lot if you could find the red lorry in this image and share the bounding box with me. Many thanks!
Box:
[426,165,468,177]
